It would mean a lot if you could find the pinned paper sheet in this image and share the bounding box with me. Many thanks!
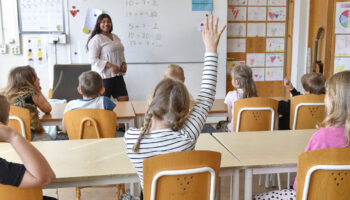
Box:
[248,0,267,6]
[228,7,247,21]
[227,23,246,37]
[265,67,283,81]
[228,39,246,52]
[334,57,350,73]
[228,0,247,5]
[227,60,246,74]
[248,7,267,21]
[268,7,286,21]
[246,53,265,67]
[83,8,103,34]
[252,68,265,81]
[335,2,350,34]
[268,0,286,6]
[335,34,350,57]
[267,23,285,37]
[23,35,48,68]
[266,53,284,67]
[266,38,285,52]
[247,23,266,37]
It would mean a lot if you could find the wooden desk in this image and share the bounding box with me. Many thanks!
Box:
[131,101,147,128]
[213,129,315,200]
[39,102,136,128]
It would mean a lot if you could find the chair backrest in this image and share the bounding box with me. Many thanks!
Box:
[143,150,221,200]
[0,184,42,200]
[290,94,325,130]
[64,109,117,139]
[8,106,32,141]
[296,148,350,200]
[233,97,278,132]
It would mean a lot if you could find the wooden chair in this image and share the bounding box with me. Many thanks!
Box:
[290,94,325,130]
[233,97,278,132]
[296,148,350,200]
[8,106,32,141]
[233,97,279,188]
[64,109,125,200]
[0,184,42,200]
[143,150,221,200]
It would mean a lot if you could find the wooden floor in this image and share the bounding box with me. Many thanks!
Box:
[43,172,297,200]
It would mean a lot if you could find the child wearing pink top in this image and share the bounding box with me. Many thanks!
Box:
[254,71,350,200]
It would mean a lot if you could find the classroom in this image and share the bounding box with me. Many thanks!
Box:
[0,0,350,199]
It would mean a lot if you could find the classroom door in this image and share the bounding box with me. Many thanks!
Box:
[226,0,294,97]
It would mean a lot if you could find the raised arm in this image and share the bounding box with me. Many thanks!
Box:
[0,124,56,188]
[180,16,226,140]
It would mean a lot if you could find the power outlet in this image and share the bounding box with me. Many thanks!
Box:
[0,44,8,54]
[10,46,21,55]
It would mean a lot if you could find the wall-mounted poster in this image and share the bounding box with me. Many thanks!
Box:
[228,0,247,5]
[265,67,283,81]
[266,38,285,52]
[335,2,350,34]
[228,7,247,21]
[23,35,48,67]
[227,23,246,37]
[335,34,350,57]
[268,0,286,6]
[268,7,286,21]
[246,53,265,67]
[334,57,350,73]
[248,7,267,21]
[248,0,267,6]
[247,23,266,37]
[252,68,265,81]
[266,53,284,67]
[228,39,246,52]
[267,23,285,36]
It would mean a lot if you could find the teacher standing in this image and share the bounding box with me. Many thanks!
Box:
[87,13,129,101]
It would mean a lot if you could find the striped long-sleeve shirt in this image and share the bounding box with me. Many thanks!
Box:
[124,52,218,187]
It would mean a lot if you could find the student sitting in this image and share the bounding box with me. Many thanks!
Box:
[254,71,350,200]
[278,72,325,130]
[163,64,194,100]
[2,66,52,141]
[217,65,258,132]
[0,95,56,200]
[61,71,116,134]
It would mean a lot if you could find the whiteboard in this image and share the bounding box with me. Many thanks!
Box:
[68,0,211,63]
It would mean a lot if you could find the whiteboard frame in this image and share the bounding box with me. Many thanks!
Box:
[17,0,66,34]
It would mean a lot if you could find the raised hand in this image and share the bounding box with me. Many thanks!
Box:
[202,15,226,53]
[283,77,294,90]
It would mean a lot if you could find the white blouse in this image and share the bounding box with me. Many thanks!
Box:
[88,33,126,79]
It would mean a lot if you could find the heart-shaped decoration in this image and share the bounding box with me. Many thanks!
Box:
[269,12,275,20]
[270,56,276,63]
[70,10,77,17]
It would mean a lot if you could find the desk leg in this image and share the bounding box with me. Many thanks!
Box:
[232,169,239,200]
[244,169,253,200]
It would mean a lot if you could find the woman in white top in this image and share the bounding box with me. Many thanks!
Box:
[87,13,129,101]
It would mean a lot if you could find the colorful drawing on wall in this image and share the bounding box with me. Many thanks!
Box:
[228,7,247,21]
[246,53,265,67]
[227,61,246,74]
[227,23,246,37]
[228,0,247,5]
[83,8,103,34]
[70,6,80,17]
[266,53,284,67]
[268,0,286,6]
[267,23,285,36]
[335,35,350,57]
[252,68,265,81]
[23,36,47,68]
[266,38,284,52]
[268,7,286,21]
[248,0,267,6]
[335,2,350,33]
[247,23,266,37]
[334,57,350,73]
[265,67,283,81]
[248,7,267,21]
[228,39,246,52]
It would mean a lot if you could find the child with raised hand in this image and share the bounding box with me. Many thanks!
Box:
[2,66,52,141]
[218,65,258,132]
[254,71,350,200]
[0,95,56,200]
[124,15,226,191]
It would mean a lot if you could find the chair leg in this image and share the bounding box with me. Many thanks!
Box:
[277,173,281,190]
[258,175,262,186]
[271,174,276,187]
[75,187,81,200]
[265,174,269,188]
[287,172,290,189]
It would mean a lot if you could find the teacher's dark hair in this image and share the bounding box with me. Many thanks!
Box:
[86,13,113,50]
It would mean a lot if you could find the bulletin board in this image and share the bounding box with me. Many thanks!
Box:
[226,0,292,97]
[17,0,65,33]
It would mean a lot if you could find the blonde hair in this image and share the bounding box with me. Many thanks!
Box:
[133,79,190,152]
[231,65,258,98]
[2,66,38,103]
[319,71,350,146]
[164,64,185,83]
